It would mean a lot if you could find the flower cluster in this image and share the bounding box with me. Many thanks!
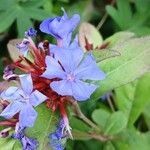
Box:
[0,8,105,150]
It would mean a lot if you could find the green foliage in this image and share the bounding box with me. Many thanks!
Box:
[106,0,150,36]
[104,111,127,135]
[92,32,150,100]
[0,0,51,37]
[92,110,127,135]
[128,73,150,127]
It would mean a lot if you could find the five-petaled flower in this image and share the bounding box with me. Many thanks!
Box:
[0,74,47,129]
[42,40,105,101]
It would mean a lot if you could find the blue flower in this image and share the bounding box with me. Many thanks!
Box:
[49,119,66,150]
[40,7,80,47]
[0,74,47,129]
[41,43,105,101]
[12,127,39,150]
[16,39,30,56]
[25,28,37,38]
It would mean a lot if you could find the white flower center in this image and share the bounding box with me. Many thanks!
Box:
[66,73,75,81]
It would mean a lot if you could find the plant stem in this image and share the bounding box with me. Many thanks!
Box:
[97,0,116,30]
[68,98,101,132]
[72,131,114,142]
[107,95,115,112]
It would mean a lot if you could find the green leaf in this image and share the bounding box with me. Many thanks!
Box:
[104,111,127,135]
[20,0,46,8]
[79,22,103,51]
[114,129,150,150]
[70,117,91,132]
[92,36,150,100]
[26,104,58,150]
[0,6,17,33]
[0,0,15,11]
[43,0,53,14]
[135,0,150,14]
[92,49,120,63]
[24,8,50,21]
[128,72,150,127]
[106,0,150,36]
[106,0,132,29]
[92,109,110,128]
[0,137,15,150]
[16,8,33,37]
[104,32,135,48]
[113,81,137,118]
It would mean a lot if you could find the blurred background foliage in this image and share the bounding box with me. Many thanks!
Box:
[0,0,150,149]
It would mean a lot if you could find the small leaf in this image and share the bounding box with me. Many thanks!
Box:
[92,109,110,128]
[104,111,127,135]
[79,22,103,51]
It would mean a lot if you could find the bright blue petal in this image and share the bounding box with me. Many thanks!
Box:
[29,90,47,107]
[75,53,106,80]
[0,101,22,119]
[19,74,33,95]
[50,80,73,96]
[72,80,97,101]
[58,14,80,39]
[41,56,66,79]
[19,104,37,128]
[54,47,84,73]
[62,32,72,47]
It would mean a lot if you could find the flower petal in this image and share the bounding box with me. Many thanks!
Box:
[54,47,84,73]
[75,53,106,80]
[19,74,33,95]
[41,56,66,79]
[40,17,61,39]
[0,101,22,119]
[19,104,37,128]
[0,87,22,101]
[50,80,73,96]
[29,90,47,107]
[72,80,97,101]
